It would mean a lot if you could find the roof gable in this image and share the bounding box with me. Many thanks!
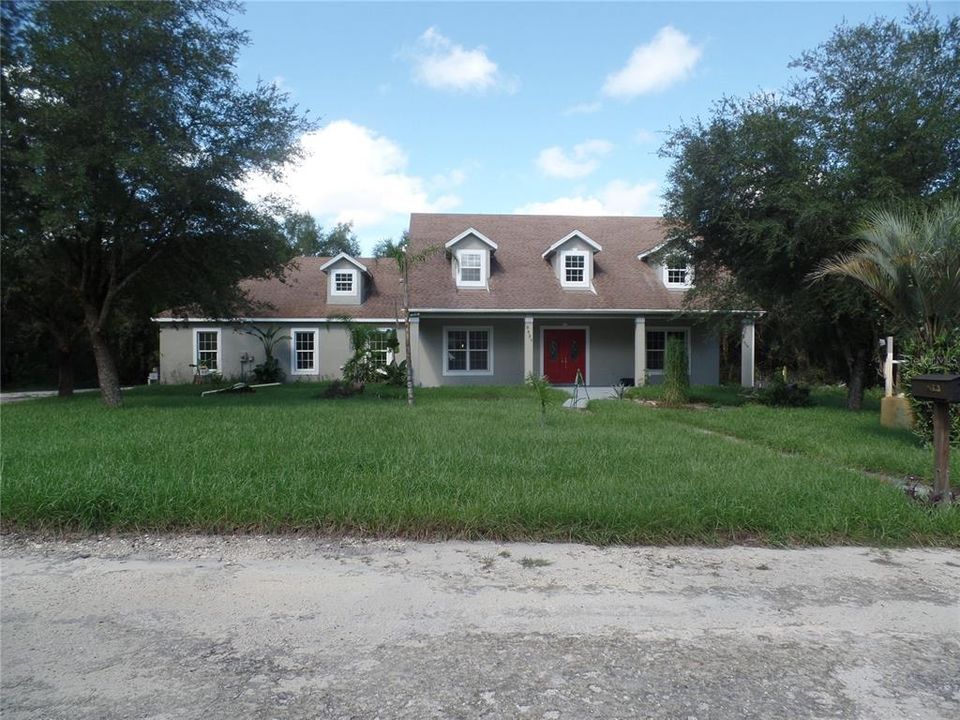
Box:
[319,252,369,274]
[444,227,499,251]
[541,230,602,259]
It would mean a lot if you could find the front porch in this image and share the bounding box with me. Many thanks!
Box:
[411,314,756,388]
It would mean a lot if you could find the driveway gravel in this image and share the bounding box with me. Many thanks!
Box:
[2,534,958,719]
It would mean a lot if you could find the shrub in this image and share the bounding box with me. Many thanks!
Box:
[662,337,690,406]
[753,374,811,407]
[900,332,960,447]
[525,373,552,425]
[252,357,284,383]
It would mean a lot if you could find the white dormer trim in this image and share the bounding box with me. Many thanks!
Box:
[637,241,669,261]
[319,252,369,274]
[560,250,590,288]
[445,228,498,251]
[455,248,487,288]
[663,260,694,289]
[542,230,602,259]
[331,268,359,295]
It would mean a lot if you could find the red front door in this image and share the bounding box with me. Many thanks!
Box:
[543,329,586,384]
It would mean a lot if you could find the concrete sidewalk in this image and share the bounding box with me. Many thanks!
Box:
[2,535,958,719]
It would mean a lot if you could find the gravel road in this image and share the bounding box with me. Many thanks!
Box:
[2,534,958,719]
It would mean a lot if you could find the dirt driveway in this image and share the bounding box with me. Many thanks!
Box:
[2,534,958,719]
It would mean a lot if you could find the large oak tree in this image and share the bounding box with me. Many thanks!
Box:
[660,8,959,409]
[2,1,310,406]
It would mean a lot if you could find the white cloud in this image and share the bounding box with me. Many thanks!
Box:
[515,180,660,216]
[633,128,657,144]
[244,119,460,233]
[410,27,514,93]
[602,26,702,99]
[562,101,603,116]
[536,139,614,179]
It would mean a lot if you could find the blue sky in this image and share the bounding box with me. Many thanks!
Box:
[238,1,956,253]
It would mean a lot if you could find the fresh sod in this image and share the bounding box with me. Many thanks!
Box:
[1,383,957,544]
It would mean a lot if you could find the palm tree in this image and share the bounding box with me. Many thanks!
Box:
[812,200,960,346]
[377,232,440,406]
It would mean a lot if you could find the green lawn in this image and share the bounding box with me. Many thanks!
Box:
[2,383,957,545]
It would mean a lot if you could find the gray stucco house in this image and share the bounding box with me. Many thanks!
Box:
[156,213,758,387]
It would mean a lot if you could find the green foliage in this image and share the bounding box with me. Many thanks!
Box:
[1,1,309,405]
[285,216,361,257]
[662,337,690,406]
[244,326,289,383]
[815,200,960,347]
[900,332,960,448]
[660,8,960,408]
[341,325,401,387]
[752,374,812,408]
[525,373,552,425]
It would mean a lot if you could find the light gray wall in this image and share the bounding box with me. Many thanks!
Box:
[417,318,524,386]
[158,322,406,384]
[411,316,720,388]
[643,323,720,386]
[325,258,365,306]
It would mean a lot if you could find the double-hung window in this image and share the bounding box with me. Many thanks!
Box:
[195,329,220,371]
[456,250,484,287]
[368,329,395,368]
[291,329,317,374]
[646,329,688,373]
[561,251,589,287]
[444,327,492,375]
[664,255,693,288]
[332,270,356,295]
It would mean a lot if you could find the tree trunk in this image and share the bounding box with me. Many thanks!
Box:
[86,321,123,408]
[56,345,74,397]
[403,260,415,406]
[845,347,866,411]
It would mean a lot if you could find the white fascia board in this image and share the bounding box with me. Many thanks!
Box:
[153,317,401,323]
[409,308,762,316]
[444,228,498,251]
[319,252,369,274]
[637,240,670,260]
[541,230,602,259]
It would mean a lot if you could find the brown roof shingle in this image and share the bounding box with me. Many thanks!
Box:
[237,256,403,319]
[407,213,687,312]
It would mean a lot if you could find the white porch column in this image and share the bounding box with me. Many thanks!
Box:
[407,314,421,386]
[634,316,646,386]
[523,316,534,379]
[741,318,756,388]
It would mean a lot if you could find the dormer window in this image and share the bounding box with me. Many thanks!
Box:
[562,250,589,287]
[332,269,357,295]
[457,250,484,287]
[543,231,600,290]
[664,255,693,288]
[446,228,497,289]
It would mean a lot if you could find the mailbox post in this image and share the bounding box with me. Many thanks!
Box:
[910,374,960,502]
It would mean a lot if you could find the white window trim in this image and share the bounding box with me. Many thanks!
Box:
[442,325,494,376]
[663,262,693,289]
[290,328,318,375]
[192,327,221,372]
[331,269,358,296]
[645,327,692,375]
[538,325,590,385]
[560,250,590,288]
[455,249,486,288]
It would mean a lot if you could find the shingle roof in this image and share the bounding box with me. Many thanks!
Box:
[239,256,402,318]
[157,256,403,319]
[407,213,688,312]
